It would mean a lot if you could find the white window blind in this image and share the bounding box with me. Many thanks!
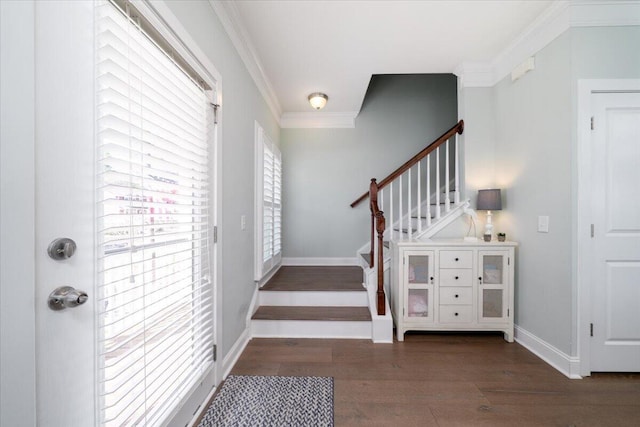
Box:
[255,124,281,280]
[96,2,214,426]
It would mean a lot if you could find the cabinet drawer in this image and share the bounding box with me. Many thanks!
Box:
[439,287,472,305]
[439,269,472,286]
[439,250,473,268]
[439,305,473,323]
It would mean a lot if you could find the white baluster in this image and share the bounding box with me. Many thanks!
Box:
[417,160,422,234]
[399,174,403,239]
[445,138,451,212]
[426,155,431,227]
[408,168,412,239]
[378,187,384,242]
[455,134,460,204]
[389,182,394,240]
[436,146,441,219]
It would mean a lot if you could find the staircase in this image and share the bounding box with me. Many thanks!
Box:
[251,120,466,343]
[251,266,373,339]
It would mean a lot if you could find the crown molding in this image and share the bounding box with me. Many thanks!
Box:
[280,112,358,129]
[457,0,640,88]
[570,0,640,27]
[453,62,495,88]
[208,0,282,120]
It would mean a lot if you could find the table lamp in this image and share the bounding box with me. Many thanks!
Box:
[477,189,502,241]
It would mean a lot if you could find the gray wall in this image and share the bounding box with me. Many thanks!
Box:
[282,74,458,258]
[163,1,280,356]
[1,1,37,425]
[493,31,573,354]
[462,25,640,355]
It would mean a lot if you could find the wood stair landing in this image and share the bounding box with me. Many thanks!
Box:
[252,266,372,339]
[261,266,364,291]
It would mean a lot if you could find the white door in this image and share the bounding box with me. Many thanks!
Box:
[590,91,640,372]
[35,2,218,425]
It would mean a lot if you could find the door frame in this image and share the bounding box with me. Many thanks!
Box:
[576,78,640,377]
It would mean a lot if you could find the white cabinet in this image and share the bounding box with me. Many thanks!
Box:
[390,240,516,342]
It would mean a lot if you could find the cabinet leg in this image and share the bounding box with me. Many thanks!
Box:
[504,329,514,343]
[396,329,404,342]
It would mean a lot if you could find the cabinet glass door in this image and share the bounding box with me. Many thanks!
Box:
[478,251,509,322]
[404,251,434,322]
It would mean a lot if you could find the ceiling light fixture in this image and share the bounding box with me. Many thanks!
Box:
[308,92,328,110]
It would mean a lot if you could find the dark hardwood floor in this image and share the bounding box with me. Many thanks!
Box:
[230,333,640,426]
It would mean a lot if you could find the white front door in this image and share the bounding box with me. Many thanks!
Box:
[590,91,640,372]
[34,2,218,425]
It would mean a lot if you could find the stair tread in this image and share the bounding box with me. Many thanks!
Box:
[261,266,364,291]
[252,306,372,321]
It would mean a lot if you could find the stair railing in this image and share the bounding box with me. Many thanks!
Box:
[351,120,464,316]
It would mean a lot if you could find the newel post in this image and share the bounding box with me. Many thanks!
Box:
[368,179,377,269]
[375,211,386,315]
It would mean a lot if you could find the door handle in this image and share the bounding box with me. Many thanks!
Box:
[48,286,88,311]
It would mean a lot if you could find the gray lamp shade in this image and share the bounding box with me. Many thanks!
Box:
[477,189,502,211]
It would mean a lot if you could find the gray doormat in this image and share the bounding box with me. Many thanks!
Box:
[197,375,334,427]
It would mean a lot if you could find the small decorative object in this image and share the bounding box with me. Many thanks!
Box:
[477,189,502,241]
[463,206,479,242]
[497,233,506,242]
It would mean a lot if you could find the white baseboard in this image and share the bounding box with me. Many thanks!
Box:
[256,264,281,287]
[282,257,359,266]
[222,327,251,380]
[515,325,582,379]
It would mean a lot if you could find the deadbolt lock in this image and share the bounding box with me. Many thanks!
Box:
[47,238,77,260]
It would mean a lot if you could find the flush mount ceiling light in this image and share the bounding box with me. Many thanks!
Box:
[308,92,328,110]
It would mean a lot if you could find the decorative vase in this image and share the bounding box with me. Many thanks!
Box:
[483,234,491,242]
[498,234,506,242]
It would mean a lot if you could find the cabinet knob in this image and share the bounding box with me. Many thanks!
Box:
[455,257,459,261]
[455,312,459,316]
[455,294,459,298]
[430,276,434,281]
[478,277,483,281]
[455,276,459,280]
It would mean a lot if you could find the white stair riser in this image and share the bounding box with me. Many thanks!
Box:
[251,319,372,339]
[258,291,367,307]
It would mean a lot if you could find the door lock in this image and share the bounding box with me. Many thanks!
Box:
[47,238,77,260]
[48,286,88,310]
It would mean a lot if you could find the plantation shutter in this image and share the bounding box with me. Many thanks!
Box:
[96,1,214,425]
[262,135,282,273]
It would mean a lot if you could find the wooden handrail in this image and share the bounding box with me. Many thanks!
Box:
[350,119,464,208]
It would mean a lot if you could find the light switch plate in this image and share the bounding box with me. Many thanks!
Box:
[538,215,549,233]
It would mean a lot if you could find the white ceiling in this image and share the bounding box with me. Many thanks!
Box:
[227,0,554,114]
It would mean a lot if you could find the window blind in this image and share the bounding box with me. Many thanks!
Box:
[96,2,214,426]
